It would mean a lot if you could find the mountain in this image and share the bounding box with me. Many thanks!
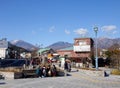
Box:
[97,38,120,49]
[10,38,120,52]
[10,40,38,51]
[46,41,73,50]
[47,38,120,50]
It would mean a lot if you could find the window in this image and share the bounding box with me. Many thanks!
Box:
[79,41,87,45]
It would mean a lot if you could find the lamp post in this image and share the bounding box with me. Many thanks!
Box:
[94,26,98,70]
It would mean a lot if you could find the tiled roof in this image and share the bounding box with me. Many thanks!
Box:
[59,46,73,51]
[37,48,51,54]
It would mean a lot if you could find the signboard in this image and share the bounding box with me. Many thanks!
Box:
[73,45,90,52]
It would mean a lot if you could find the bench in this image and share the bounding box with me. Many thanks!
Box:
[22,69,37,78]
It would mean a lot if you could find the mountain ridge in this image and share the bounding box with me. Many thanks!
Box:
[10,40,38,51]
[10,38,120,51]
[46,41,73,50]
[97,38,120,49]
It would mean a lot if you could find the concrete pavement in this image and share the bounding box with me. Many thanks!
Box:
[0,68,120,88]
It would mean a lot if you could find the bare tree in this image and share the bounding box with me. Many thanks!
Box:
[105,43,120,69]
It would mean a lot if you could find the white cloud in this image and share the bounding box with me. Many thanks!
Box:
[113,30,117,34]
[100,25,118,38]
[49,26,55,33]
[74,28,88,36]
[65,29,70,34]
[101,25,117,31]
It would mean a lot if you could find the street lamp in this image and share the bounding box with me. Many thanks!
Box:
[94,26,98,70]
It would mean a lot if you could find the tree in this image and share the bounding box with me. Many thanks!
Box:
[31,49,38,58]
[105,43,120,69]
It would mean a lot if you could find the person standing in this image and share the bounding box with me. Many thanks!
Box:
[64,61,68,76]
[68,62,71,72]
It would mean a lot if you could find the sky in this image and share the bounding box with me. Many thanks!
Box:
[0,0,120,47]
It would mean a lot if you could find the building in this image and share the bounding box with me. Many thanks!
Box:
[0,38,29,59]
[57,38,94,68]
[73,38,94,61]
[37,48,57,64]
[0,38,8,59]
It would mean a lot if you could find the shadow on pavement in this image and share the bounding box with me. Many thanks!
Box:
[0,82,6,85]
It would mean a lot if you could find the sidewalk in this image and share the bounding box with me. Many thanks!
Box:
[69,67,120,83]
[0,68,120,88]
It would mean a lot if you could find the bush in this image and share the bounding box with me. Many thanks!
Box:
[111,69,120,75]
[79,68,102,71]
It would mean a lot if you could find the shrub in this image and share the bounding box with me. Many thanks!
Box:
[111,69,120,75]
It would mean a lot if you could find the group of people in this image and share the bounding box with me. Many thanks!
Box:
[36,64,57,78]
[35,60,72,77]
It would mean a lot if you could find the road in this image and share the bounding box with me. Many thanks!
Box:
[0,68,120,88]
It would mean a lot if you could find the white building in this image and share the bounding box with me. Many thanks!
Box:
[0,38,29,59]
[0,38,8,59]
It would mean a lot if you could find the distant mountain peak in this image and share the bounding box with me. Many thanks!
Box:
[46,38,120,50]
[10,40,38,51]
[11,40,21,44]
[46,41,73,50]
[10,38,120,51]
[97,37,120,49]
[98,37,108,40]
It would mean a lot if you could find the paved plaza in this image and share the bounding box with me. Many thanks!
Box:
[0,69,120,88]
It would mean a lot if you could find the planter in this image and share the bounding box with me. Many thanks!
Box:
[79,68,105,77]
[0,71,23,79]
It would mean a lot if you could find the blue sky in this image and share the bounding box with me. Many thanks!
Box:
[0,0,120,47]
